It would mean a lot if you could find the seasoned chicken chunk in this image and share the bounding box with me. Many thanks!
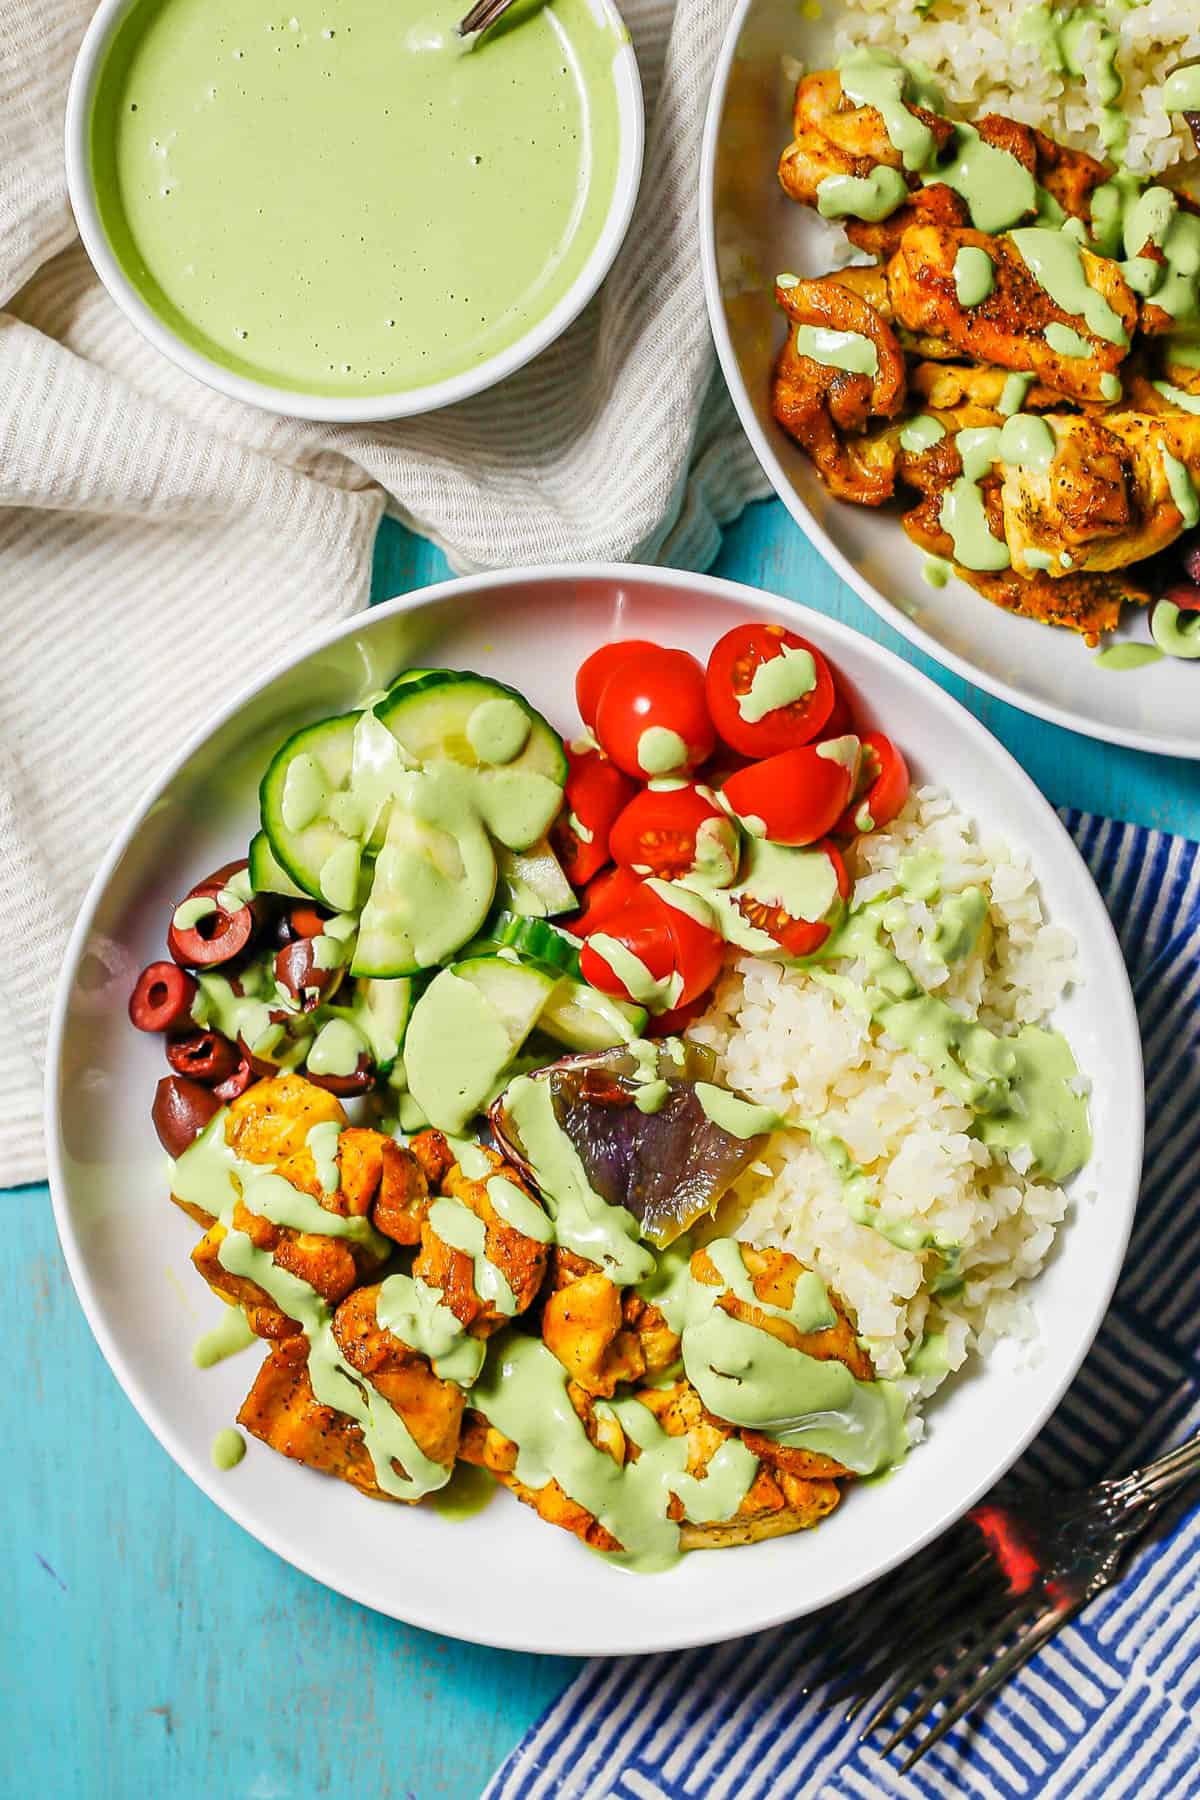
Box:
[459,1375,625,1552]
[413,1142,550,1336]
[886,225,1136,406]
[772,275,906,503]
[185,1077,391,1336]
[541,1247,680,1397]
[777,67,954,212]
[332,1285,464,1471]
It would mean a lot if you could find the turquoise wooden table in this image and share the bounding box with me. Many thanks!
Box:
[9,499,1200,1800]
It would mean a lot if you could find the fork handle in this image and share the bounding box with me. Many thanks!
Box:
[1115,1428,1200,1508]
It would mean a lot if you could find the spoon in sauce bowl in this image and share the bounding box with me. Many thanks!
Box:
[457,0,518,36]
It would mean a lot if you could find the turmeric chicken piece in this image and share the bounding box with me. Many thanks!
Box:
[237,1291,464,1502]
[908,361,1061,425]
[636,1380,842,1548]
[183,1073,390,1338]
[413,1142,550,1336]
[999,411,1200,575]
[778,66,955,214]
[541,1246,680,1397]
[772,275,907,503]
[886,225,1136,406]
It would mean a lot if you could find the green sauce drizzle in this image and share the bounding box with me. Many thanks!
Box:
[736,644,816,723]
[794,324,880,377]
[953,245,995,307]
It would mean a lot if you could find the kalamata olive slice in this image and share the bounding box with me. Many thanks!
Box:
[166,1030,240,1086]
[1181,539,1200,586]
[152,1075,221,1158]
[167,896,255,969]
[274,939,344,1011]
[129,961,198,1033]
[289,903,330,940]
[307,1056,375,1096]
[213,1055,258,1102]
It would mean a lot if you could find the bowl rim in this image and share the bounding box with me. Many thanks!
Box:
[697,0,1200,762]
[63,0,645,424]
[45,562,1143,1655]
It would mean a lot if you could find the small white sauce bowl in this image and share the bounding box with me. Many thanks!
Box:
[65,0,644,423]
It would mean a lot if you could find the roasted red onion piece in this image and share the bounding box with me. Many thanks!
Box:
[491,1044,771,1248]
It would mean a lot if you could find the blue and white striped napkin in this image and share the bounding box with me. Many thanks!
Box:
[486,812,1200,1800]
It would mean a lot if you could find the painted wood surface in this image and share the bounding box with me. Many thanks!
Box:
[8,498,1199,1800]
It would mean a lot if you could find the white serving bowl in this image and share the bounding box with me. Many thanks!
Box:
[47,564,1141,1656]
[700,0,1200,758]
[64,0,644,423]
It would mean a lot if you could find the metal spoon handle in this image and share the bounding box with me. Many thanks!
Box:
[458,0,516,36]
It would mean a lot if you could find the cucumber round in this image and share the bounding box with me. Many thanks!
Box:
[247,829,308,900]
[538,979,647,1052]
[351,785,497,977]
[403,956,560,1133]
[376,672,566,851]
[259,712,363,905]
[495,838,577,918]
[471,912,582,977]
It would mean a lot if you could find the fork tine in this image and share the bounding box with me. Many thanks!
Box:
[896,1602,1074,1774]
[871,1596,1039,1755]
[841,1557,1007,1720]
[813,1535,989,1695]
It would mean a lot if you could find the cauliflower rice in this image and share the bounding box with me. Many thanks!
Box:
[834,0,1200,178]
[691,787,1085,1435]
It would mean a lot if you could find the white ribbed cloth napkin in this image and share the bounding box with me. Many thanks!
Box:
[0,0,769,1184]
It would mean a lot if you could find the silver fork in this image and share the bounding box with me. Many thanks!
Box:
[815,1428,1200,1773]
[457,0,517,36]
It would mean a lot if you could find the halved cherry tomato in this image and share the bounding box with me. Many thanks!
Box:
[705,623,835,757]
[609,783,740,884]
[834,731,909,836]
[580,893,680,1010]
[575,639,658,731]
[645,881,725,1005]
[594,647,715,780]
[552,746,638,886]
[572,864,644,937]
[644,995,708,1038]
[817,674,857,742]
[733,839,850,958]
[721,737,860,847]
[580,883,724,1011]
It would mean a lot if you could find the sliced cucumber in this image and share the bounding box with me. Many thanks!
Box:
[351,787,497,977]
[404,956,561,1133]
[259,712,363,904]
[248,829,307,900]
[327,976,414,1070]
[468,912,582,977]
[495,839,576,917]
[376,671,566,851]
[539,979,647,1052]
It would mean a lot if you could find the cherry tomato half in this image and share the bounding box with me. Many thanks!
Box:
[817,673,857,742]
[643,994,708,1038]
[834,731,910,837]
[552,746,638,887]
[721,737,860,847]
[580,893,679,1010]
[594,647,715,780]
[705,623,835,758]
[732,839,850,958]
[580,882,724,1011]
[575,639,658,732]
[609,783,740,884]
[572,864,644,937]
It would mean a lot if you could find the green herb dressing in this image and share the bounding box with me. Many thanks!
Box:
[815,168,908,221]
[465,697,531,766]
[837,46,940,169]
[954,245,995,307]
[1164,68,1200,114]
[1151,601,1200,660]
[922,556,952,589]
[939,415,1056,571]
[486,1173,553,1242]
[1153,381,1200,415]
[929,886,989,964]
[1161,444,1200,528]
[899,415,946,454]
[1015,2,1128,153]
[636,727,688,777]
[173,894,217,930]
[1094,642,1165,670]
[90,0,625,398]
[376,1272,487,1387]
[1010,227,1128,344]
[429,1195,518,1315]
[211,1427,246,1470]
[1044,321,1094,359]
[405,970,516,1133]
[999,372,1036,416]
[801,1122,961,1263]
[736,643,817,723]
[307,1018,367,1079]
[192,1305,257,1368]
[694,1084,783,1139]
[794,324,879,377]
